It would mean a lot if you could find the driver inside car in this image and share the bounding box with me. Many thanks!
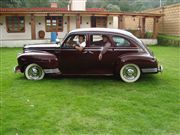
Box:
[72,35,86,51]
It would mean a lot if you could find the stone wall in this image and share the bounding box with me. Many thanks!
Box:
[143,3,180,36]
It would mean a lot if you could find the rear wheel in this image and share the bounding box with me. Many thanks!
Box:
[120,64,141,83]
[25,64,45,80]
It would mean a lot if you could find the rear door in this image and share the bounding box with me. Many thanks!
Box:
[84,33,115,74]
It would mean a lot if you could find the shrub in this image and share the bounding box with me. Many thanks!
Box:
[145,32,153,39]
[157,34,180,46]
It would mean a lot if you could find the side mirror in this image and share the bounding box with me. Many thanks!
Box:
[56,39,60,44]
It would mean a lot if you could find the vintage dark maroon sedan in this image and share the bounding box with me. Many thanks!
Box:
[14,28,163,82]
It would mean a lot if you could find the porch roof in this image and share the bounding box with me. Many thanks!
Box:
[0,7,162,18]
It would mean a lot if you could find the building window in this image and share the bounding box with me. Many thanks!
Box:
[45,16,63,32]
[6,16,25,33]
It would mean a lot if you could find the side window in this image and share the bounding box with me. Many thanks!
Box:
[112,36,130,47]
[93,35,103,42]
[90,34,110,47]
[62,34,86,48]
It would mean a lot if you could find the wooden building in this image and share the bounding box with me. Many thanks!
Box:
[0,0,162,42]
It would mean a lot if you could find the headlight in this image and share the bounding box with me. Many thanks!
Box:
[17,53,22,58]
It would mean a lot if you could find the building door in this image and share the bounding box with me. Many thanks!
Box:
[91,16,107,28]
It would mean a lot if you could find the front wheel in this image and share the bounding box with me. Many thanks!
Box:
[25,64,45,80]
[120,64,141,83]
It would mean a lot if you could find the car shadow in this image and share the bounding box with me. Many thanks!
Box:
[15,73,162,84]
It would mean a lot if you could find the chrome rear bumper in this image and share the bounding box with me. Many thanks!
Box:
[142,65,163,73]
[158,65,163,72]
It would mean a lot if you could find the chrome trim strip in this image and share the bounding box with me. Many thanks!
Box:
[63,74,113,76]
[60,48,140,51]
[141,68,158,73]
[44,68,61,74]
[113,48,140,51]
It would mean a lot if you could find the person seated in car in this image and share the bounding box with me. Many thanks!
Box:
[72,35,86,51]
[98,35,111,61]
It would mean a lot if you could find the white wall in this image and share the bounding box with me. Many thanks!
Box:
[107,16,113,28]
[80,16,90,28]
[70,16,77,31]
[35,16,45,39]
[0,15,118,41]
[113,16,118,29]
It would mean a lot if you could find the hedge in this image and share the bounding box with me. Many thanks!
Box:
[157,34,180,46]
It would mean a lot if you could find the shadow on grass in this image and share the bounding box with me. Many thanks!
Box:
[15,73,161,84]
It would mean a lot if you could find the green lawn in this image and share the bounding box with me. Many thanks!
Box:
[0,46,180,135]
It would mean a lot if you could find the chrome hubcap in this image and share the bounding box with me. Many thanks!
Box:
[123,66,138,80]
[127,68,134,76]
[28,66,42,79]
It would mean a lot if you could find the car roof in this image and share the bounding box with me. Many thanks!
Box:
[70,28,133,36]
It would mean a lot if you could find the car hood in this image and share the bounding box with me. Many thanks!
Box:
[24,43,60,48]
[23,43,60,52]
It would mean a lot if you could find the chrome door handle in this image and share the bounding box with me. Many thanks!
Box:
[82,51,88,54]
[82,50,94,54]
[55,50,59,53]
[88,51,94,54]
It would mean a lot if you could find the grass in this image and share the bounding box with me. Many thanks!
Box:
[0,46,180,135]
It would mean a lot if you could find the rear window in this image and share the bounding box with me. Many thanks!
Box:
[112,36,130,47]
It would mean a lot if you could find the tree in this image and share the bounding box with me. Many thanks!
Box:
[0,0,25,8]
[106,4,121,12]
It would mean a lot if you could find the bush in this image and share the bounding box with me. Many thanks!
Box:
[145,32,153,39]
[157,34,180,46]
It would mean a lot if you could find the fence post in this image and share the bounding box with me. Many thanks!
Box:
[152,17,159,39]
[141,17,146,38]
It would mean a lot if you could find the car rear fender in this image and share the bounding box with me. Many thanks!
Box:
[17,51,59,72]
[115,54,158,73]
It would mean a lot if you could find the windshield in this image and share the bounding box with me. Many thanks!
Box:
[60,33,68,46]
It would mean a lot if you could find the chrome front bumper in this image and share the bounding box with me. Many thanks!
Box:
[14,65,21,73]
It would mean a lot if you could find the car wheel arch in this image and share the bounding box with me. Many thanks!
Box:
[114,56,143,75]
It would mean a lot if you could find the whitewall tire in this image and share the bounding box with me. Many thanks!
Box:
[120,64,141,83]
[25,64,45,80]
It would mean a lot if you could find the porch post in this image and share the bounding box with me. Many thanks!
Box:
[76,14,80,28]
[152,17,159,39]
[118,15,125,29]
[31,14,36,39]
[141,17,146,38]
[67,16,70,32]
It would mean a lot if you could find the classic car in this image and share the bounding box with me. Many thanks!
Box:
[14,28,163,82]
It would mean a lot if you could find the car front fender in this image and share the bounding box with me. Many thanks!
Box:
[17,51,59,72]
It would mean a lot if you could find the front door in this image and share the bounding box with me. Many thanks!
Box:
[58,34,91,74]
